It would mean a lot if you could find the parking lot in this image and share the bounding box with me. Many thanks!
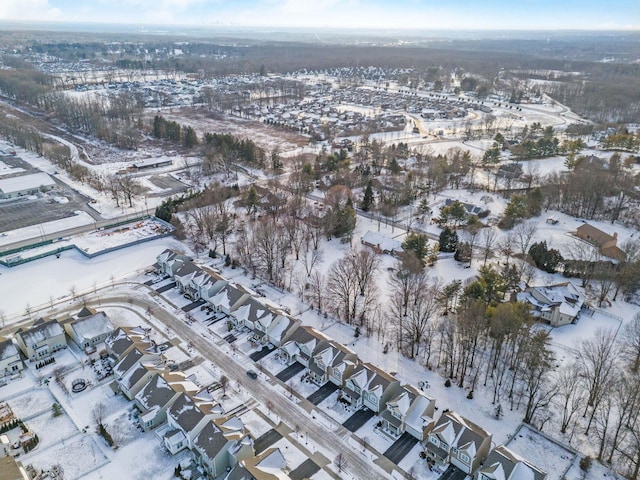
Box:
[0,176,97,233]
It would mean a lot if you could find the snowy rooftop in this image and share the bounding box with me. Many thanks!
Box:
[0,338,19,361]
[0,172,55,195]
[67,311,114,341]
[16,319,64,346]
[361,230,403,254]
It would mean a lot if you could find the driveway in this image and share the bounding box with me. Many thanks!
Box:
[306,382,339,405]
[249,345,275,361]
[439,464,466,480]
[155,282,176,293]
[254,429,283,454]
[342,408,374,432]
[383,432,419,465]
[289,459,320,480]
[276,362,305,382]
[181,299,205,312]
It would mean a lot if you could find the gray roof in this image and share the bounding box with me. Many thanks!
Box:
[0,338,19,361]
[105,328,135,357]
[136,374,175,410]
[193,421,227,459]
[123,364,150,389]
[17,319,64,346]
[480,445,546,480]
[168,393,206,433]
[224,465,252,480]
[114,348,143,377]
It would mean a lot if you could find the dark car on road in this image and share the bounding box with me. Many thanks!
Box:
[246,370,258,379]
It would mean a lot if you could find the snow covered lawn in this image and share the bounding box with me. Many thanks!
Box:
[506,424,576,480]
[25,434,109,480]
[27,410,79,449]
[7,388,55,419]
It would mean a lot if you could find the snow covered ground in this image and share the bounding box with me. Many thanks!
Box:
[0,236,188,319]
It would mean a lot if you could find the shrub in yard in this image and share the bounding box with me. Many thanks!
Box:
[580,456,592,472]
[444,379,452,387]
[467,390,474,399]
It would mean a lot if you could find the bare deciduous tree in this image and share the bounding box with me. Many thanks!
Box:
[92,402,106,427]
[579,329,620,434]
[554,362,585,434]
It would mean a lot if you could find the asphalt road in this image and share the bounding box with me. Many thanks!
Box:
[93,291,391,480]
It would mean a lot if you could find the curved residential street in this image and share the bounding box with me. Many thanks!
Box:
[84,287,392,480]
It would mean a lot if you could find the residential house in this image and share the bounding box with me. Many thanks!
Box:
[63,311,115,350]
[15,319,66,361]
[188,267,228,302]
[359,363,401,414]
[155,249,193,277]
[193,416,253,478]
[476,445,547,480]
[380,385,437,440]
[264,315,300,349]
[278,326,329,367]
[163,393,223,454]
[342,363,372,408]
[105,326,153,360]
[224,447,288,480]
[575,223,625,261]
[361,230,403,256]
[232,297,278,332]
[135,371,200,431]
[425,410,493,474]
[174,261,205,296]
[0,338,23,378]
[443,198,487,216]
[516,282,584,327]
[308,341,357,386]
[210,283,253,317]
[113,348,165,400]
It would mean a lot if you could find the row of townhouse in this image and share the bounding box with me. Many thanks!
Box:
[156,250,548,479]
[106,325,291,479]
[1,308,115,379]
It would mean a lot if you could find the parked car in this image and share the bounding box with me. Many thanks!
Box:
[246,370,258,379]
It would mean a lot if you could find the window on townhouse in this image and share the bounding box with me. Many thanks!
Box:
[392,409,402,419]
[460,453,470,463]
[429,436,439,447]
[452,447,458,455]
[441,442,449,450]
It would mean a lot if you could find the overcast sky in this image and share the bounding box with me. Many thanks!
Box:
[1,0,638,31]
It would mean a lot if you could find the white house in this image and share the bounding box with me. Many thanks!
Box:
[163,393,223,454]
[517,282,584,327]
[380,384,436,440]
[15,319,66,361]
[64,311,115,350]
[0,338,23,378]
[192,416,253,478]
[135,371,199,431]
[425,410,493,474]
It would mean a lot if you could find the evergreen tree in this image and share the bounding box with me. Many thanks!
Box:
[182,126,199,148]
[439,227,459,252]
[360,180,374,212]
[402,232,430,263]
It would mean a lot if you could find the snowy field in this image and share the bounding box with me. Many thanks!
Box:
[0,236,187,318]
